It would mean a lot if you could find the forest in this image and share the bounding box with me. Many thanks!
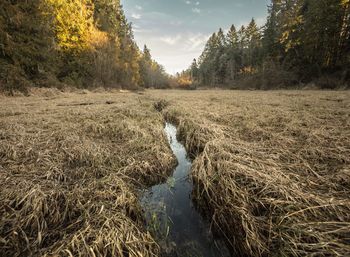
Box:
[0,0,170,94]
[1,0,349,93]
[184,0,350,89]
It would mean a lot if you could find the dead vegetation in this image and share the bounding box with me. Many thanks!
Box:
[156,90,350,257]
[1,89,349,257]
[0,92,175,256]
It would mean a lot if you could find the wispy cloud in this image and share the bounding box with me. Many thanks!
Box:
[170,20,184,26]
[131,13,141,19]
[186,33,209,51]
[160,35,182,45]
[192,8,201,14]
[186,1,200,6]
[159,32,209,52]
[256,16,267,27]
[156,32,209,74]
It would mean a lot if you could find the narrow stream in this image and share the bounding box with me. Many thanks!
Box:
[141,123,231,257]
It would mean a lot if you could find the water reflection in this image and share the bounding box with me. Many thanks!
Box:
[141,123,231,257]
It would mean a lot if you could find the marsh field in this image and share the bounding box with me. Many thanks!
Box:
[0,89,349,257]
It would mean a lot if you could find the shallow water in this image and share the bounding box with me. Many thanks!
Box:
[141,123,231,257]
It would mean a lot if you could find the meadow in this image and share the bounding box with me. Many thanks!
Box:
[0,89,349,256]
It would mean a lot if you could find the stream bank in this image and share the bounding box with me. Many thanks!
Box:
[140,122,231,257]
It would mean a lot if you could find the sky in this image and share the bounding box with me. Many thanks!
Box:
[122,0,270,75]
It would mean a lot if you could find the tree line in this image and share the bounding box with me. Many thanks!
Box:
[186,0,350,89]
[0,0,170,94]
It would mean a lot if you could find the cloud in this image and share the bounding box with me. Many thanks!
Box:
[256,16,267,27]
[186,33,209,51]
[160,35,182,45]
[158,32,209,52]
[158,33,210,74]
[152,33,209,74]
[133,28,153,33]
[158,33,209,50]
[135,5,142,10]
[185,1,200,5]
[170,20,184,26]
[192,8,201,13]
[131,13,141,19]
[129,29,211,74]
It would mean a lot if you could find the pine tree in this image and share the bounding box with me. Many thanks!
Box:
[143,45,152,63]
[188,0,350,88]
[246,18,261,67]
[262,2,280,59]
[227,25,239,48]
[198,33,218,85]
[190,58,199,80]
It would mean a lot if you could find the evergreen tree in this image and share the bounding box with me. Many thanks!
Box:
[190,0,350,88]
[190,58,199,80]
[227,25,239,48]
[246,19,261,67]
[263,2,280,59]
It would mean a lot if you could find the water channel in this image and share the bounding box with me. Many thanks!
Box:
[141,123,231,257]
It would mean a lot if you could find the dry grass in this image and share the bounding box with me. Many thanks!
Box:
[152,90,350,257]
[1,89,349,257]
[0,91,175,256]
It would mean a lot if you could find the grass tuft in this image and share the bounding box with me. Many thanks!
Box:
[159,90,350,256]
[0,91,175,256]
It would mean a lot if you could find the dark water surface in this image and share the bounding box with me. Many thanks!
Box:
[141,123,231,257]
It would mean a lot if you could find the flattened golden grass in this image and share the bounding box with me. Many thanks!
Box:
[1,89,349,257]
[0,92,174,256]
[156,90,350,257]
